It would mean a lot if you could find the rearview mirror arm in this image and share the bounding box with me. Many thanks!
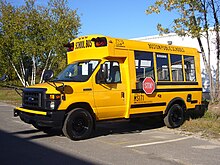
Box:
[47,80,66,101]
[15,87,23,97]
[55,82,66,100]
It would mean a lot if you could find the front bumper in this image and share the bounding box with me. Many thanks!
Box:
[14,107,65,128]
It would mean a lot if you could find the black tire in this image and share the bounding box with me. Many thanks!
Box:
[164,104,184,128]
[62,108,94,140]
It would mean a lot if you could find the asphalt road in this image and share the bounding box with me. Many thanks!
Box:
[1,102,220,165]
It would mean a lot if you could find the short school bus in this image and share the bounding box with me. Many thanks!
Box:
[14,34,205,140]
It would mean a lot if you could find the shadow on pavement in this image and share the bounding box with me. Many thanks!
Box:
[0,129,96,165]
[11,116,165,141]
[93,116,165,138]
[11,128,63,140]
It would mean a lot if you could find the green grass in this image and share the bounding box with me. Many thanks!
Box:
[0,88,22,106]
[180,111,220,139]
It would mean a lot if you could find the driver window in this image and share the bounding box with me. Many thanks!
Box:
[105,61,121,83]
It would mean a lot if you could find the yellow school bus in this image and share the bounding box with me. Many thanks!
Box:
[14,34,205,140]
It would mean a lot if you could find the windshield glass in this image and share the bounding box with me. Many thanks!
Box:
[54,60,99,82]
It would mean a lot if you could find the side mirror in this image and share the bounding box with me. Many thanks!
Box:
[97,64,108,84]
[0,74,8,81]
[56,85,73,94]
[43,70,54,81]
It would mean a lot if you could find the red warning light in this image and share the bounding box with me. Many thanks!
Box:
[91,37,107,47]
[64,42,74,52]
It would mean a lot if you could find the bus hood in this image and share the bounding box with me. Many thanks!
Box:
[26,81,85,95]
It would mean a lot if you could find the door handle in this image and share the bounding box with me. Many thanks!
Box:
[83,88,92,91]
[121,92,125,98]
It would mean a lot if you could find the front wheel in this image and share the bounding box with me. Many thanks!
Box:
[164,104,184,128]
[62,108,94,140]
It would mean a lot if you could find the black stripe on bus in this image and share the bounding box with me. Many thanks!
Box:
[191,100,198,104]
[131,102,166,109]
[132,88,202,93]
[130,111,163,118]
[157,82,198,85]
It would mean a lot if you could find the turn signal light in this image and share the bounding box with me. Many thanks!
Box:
[49,94,61,100]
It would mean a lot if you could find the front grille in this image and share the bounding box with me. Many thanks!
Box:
[23,92,41,107]
[22,88,47,110]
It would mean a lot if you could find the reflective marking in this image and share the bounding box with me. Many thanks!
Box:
[15,107,47,115]
[125,136,192,148]
[192,145,220,150]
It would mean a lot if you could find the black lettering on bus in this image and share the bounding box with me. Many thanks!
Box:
[86,40,92,48]
[134,94,145,103]
[75,40,92,49]
[148,43,185,52]
[75,41,85,49]
[116,39,125,47]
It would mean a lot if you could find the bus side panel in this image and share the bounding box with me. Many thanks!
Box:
[129,89,202,115]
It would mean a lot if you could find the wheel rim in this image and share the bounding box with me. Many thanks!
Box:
[171,108,182,124]
[72,114,88,135]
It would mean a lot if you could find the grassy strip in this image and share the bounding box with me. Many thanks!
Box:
[0,88,22,106]
[180,111,220,139]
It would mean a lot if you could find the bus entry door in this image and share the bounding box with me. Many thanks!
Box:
[93,61,126,120]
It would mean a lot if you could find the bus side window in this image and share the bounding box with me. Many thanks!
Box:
[184,56,196,81]
[156,53,170,81]
[170,54,184,81]
[134,51,154,80]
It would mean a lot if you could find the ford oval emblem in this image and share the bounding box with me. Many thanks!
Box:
[28,97,34,101]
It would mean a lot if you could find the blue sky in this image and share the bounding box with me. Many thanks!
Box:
[8,0,177,39]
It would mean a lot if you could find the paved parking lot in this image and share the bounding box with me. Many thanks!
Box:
[1,102,220,165]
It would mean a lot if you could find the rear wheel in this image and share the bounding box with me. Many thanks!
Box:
[62,108,94,140]
[164,104,184,128]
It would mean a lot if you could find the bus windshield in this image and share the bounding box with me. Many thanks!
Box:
[54,60,99,82]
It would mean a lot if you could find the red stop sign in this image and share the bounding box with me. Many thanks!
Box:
[142,77,155,94]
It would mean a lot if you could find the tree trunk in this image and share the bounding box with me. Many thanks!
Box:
[190,4,215,102]
[7,55,25,87]
[31,55,36,85]
[39,50,52,83]
[210,0,220,100]
[20,57,25,82]
[196,37,215,102]
[200,0,214,101]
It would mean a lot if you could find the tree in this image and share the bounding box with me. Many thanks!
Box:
[209,0,220,99]
[0,0,26,85]
[0,0,81,86]
[146,0,220,102]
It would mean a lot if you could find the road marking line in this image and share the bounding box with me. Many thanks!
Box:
[192,145,220,150]
[125,136,192,148]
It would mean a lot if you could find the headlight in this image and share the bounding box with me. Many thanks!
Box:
[50,101,55,109]
[46,94,61,110]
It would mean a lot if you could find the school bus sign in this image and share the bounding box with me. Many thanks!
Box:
[142,77,155,94]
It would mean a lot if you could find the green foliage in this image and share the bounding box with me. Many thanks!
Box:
[0,0,81,85]
[146,0,211,37]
